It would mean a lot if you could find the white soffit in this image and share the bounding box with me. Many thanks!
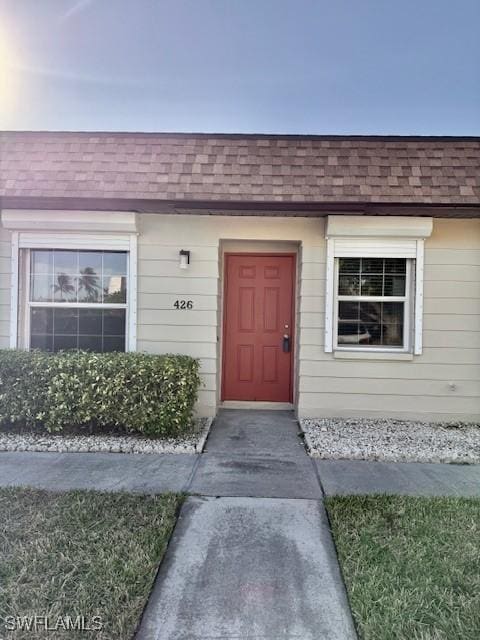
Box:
[326,215,433,239]
[1,210,138,233]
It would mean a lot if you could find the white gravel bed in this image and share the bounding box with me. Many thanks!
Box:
[300,417,480,463]
[0,417,213,455]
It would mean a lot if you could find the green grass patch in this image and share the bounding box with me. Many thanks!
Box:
[0,488,183,639]
[326,495,480,640]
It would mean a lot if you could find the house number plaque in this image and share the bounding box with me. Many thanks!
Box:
[174,300,194,309]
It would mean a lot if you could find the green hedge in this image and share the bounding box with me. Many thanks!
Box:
[0,350,201,437]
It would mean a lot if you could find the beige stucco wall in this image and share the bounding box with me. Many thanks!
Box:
[137,214,480,421]
[298,219,480,421]
[136,214,324,416]
[0,213,478,421]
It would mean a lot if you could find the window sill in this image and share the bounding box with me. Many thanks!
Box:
[333,350,414,361]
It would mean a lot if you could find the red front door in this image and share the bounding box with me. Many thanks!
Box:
[222,254,295,402]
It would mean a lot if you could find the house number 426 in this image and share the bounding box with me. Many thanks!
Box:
[174,300,193,309]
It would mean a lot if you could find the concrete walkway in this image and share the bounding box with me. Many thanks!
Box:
[0,450,197,493]
[2,409,479,639]
[191,410,322,498]
[0,411,478,497]
[317,459,480,497]
[137,411,355,639]
[137,496,356,640]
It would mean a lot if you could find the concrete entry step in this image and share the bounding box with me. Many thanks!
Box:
[137,496,357,640]
[221,401,295,410]
[205,409,306,459]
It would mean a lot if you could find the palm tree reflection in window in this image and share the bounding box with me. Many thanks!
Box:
[78,267,101,302]
[53,274,75,302]
[52,269,102,303]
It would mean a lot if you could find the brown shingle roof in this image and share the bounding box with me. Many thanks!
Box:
[1,131,479,208]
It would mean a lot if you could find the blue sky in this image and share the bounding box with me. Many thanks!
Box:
[1,0,479,134]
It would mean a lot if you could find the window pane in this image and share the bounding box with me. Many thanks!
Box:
[78,270,102,303]
[31,250,53,275]
[336,257,408,348]
[79,309,102,335]
[103,309,126,336]
[31,334,53,351]
[359,301,401,346]
[379,302,404,346]
[103,252,127,276]
[338,301,360,320]
[30,249,128,305]
[338,258,360,274]
[78,251,102,273]
[54,308,78,334]
[384,275,406,296]
[53,335,78,352]
[30,307,126,353]
[385,259,407,274]
[338,301,404,347]
[103,336,125,352]
[53,250,78,275]
[29,248,128,353]
[361,258,384,273]
[358,301,382,344]
[30,275,54,302]
[31,308,53,334]
[338,301,370,344]
[338,275,360,296]
[360,274,383,296]
[337,322,372,344]
[78,335,103,352]
[53,274,77,302]
[337,258,407,298]
[103,276,127,303]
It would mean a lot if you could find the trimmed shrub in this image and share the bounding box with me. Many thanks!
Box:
[0,350,201,437]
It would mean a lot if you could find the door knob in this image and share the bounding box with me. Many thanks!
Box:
[283,334,291,353]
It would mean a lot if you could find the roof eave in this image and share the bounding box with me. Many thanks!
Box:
[1,195,479,218]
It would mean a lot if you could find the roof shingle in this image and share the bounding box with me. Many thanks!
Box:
[1,131,479,207]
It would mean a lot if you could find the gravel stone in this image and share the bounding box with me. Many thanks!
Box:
[0,418,213,455]
[300,417,480,463]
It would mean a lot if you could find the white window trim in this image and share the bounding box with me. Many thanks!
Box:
[127,233,138,350]
[9,232,19,349]
[324,237,335,353]
[332,257,414,354]
[324,215,433,355]
[413,238,424,355]
[10,232,138,352]
[2,210,138,233]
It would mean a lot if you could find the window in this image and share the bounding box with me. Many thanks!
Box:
[27,249,128,352]
[334,257,412,351]
[322,215,431,355]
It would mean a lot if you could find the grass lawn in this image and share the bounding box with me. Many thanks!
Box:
[0,488,183,639]
[326,496,480,640]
